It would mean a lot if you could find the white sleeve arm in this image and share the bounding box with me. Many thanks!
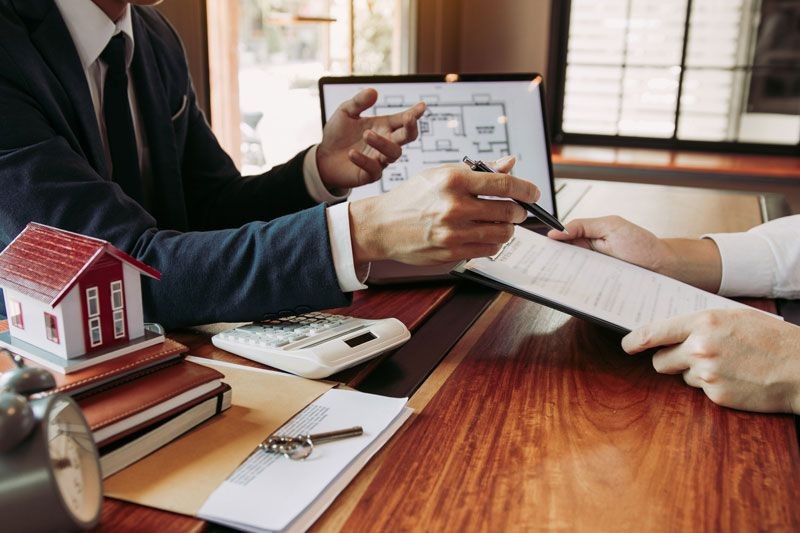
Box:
[302,146,369,292]
[303,145,350,204]
[703,215,800,299]
[325,202,370,293]
[301,146,369,292]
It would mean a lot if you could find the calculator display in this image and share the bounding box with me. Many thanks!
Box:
[344,332,376,348]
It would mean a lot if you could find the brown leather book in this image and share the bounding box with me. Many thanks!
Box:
[0,323,187,397]
[99,383,232,478]
[77,360,225,448]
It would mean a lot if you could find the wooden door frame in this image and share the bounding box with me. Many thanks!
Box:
[206,0,241,168]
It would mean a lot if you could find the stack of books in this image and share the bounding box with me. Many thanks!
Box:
[0,223,232,476]
[0,328,232,478]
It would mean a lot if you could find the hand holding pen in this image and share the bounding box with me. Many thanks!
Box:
[463,156,568,234]
[349,156,539,265]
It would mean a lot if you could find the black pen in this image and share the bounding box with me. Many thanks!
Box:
[462,156,568,234]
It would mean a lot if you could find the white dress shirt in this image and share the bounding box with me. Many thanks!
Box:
[54,0,367,293]
[705,215,800,299]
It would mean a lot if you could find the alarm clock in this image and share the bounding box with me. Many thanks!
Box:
[0,352,103,532]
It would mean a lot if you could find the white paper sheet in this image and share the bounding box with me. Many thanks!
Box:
[465,226,758,331]
[198,389,410,532]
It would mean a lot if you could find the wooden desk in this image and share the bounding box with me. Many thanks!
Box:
[552,144,800,183]
[556,179,781,238]
[552,145,800,215]
[322,292,800,531]
[315,183,799,531]
[99,182,799,531]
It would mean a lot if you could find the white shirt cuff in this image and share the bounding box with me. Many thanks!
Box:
[703,232,776,297]
[303,145,350,204]
[326,202,370,292]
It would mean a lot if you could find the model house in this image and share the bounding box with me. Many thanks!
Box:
[0,223,160,360]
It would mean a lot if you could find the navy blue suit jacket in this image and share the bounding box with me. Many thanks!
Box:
[0,0,351,328]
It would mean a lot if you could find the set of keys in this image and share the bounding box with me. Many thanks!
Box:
[259,426,364,460]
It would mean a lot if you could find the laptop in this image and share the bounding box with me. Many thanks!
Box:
[318,73,558,284]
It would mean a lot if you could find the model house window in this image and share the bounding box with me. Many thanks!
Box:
[44,313,59,344]
[88,317,102,347]
[8,299,23,329]
[550,0,799,153]
[207,0,415,173]
[113,309,126,339]
[86,287,99,317]
[110,281,124,310]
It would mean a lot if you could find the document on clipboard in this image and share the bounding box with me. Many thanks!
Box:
[453,226,759,333]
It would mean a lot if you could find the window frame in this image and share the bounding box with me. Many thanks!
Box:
[8,299,23,329]
[88,317,102,347]
[110,281,124,311]
[86,287,100,318]
[44,313,59,344]
[546,0,800,156]
[112,309,126,339]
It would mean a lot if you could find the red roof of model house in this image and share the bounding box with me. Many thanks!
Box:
[0,223,160,307]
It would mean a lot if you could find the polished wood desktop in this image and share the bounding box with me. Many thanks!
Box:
[552,144,800,182]
[97,179,798,531]
[320,294,798,531]
[556,179,783,238]
[552,145,800,215]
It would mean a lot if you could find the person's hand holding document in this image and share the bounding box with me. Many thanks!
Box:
[456,211,800,414]
[543,215,800,415]
[547,215,724,293]
[453,215,800,413]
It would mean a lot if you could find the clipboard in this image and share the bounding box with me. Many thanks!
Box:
[451,262,630,335]
[449,225,756,336]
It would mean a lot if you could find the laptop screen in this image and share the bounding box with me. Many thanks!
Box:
[319,74,557,217]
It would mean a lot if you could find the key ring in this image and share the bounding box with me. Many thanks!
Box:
[258,435,314,460]
[258,426,362,461]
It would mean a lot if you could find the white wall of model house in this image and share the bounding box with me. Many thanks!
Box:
[3,286,83,358]
[122,263,145,340]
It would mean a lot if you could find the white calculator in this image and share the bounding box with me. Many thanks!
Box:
[211,312,411,379]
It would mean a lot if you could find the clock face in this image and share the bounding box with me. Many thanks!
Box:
[46,397,102,525]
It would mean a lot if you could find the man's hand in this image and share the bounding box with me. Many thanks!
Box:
[348,156,539,265]
[622,308,800,413]
[548,216,723,292]
[317,88,426,191]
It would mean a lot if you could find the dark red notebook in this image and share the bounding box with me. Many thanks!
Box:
[77,359,225,448]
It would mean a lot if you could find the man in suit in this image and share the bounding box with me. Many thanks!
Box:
[0,0,538,328]
[549,215,800,414]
